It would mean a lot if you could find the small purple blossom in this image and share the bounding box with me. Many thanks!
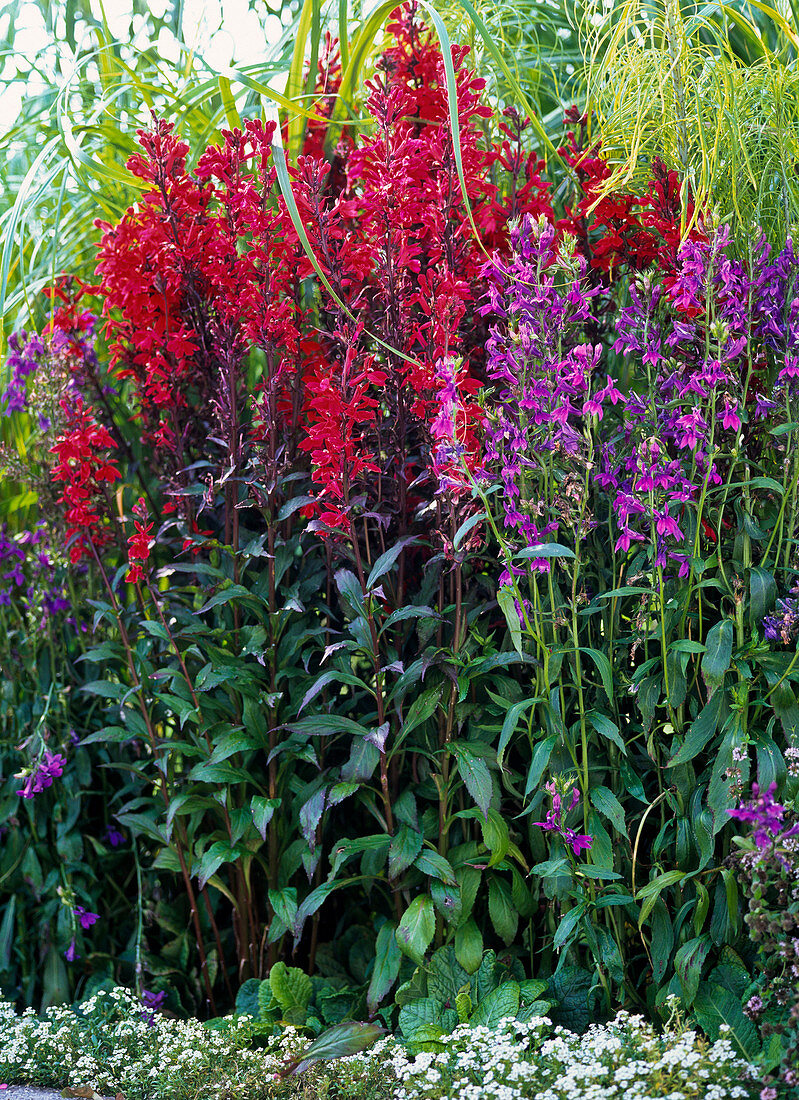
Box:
[141,988,167,1026]
[64,938,79,962]
[105,824,126,847]
[533,781,593,857]
[763,590,799,644]
[16,750,67,799]
[74,905,100,930]
[728,781,799,850]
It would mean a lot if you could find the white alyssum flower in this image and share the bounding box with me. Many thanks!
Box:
[0,989,758,1100]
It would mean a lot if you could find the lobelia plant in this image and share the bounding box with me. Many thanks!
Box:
[727,780,799,1098]
[471,155,799,1028]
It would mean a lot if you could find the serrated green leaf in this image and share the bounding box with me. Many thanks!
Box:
[588,785,628,837]
[453,745,492,819]
[415,848,457,885]
[396,895,435,966]
[389,825,424,880]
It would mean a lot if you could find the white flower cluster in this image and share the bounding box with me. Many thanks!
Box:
[0,987,300,1099]
[0,989,759,1100]
[387,1012,758,1100]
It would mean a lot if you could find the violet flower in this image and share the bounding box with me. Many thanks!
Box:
[105,824,126,847]
[74,905,100,930]
[16,750,67,799]
[480,214,603,568]
[533,781,593,857]
[141,988,167,1026]
[728,781,799,850]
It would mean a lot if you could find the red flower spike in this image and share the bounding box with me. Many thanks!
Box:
[50,396,120,562]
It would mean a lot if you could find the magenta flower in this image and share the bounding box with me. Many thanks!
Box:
[74,905,100,930]
[534,782,593,857]
[16,750,67,799]
[728,782,799,852]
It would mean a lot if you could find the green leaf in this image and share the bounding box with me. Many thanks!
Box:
[454,918,483,974]
[701,619,733,695]
[581,647,613,700]
[667,689,725,767]
[554,904,586,951]
[674,935,712,1007]
[488,877,518,945]
[367,922,401,1014]
[194,841,242,891]
[650,901,674,984]
[269,961,312,1026]
[469,981,520,1027]
[366,537,417,590]
[389,825,424,880]
[497,586,523,655]
[547,967,592,1033]
[299,669,371,714]
[250,796,280,841]
[396,895,436,966]
[0,894,15,974]
[497,698,536,767]
[749,566,777,624]
[431,879,462,924]
[398,997,442,1042]
[587,711,627,755]
[523,735,557,798]
[637,869,687,924]
[514,542,575,560]
[519,979,548,1003]
[479,809,510,867]
[235,978,263,1020]
[453,511,486,548]
[693,981,761,1058]
[414,848,457,886]
[588,786,628,837]
[453,745,492,820]
[199,584,260,614]
[427,945,470,1004]
[268,888,298,932]
[288,1022,385,1076]
[398,686,443,743]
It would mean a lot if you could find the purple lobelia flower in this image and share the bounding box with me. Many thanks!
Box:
[600,226,769,573]
[73,905,100,930]
[763,588,799,645]
[0,524,71,617]
[480,214,605,568]
[1,331,44,415]
[16,749,67,799]
[430,357,468,497]
[533,780,593,856]
[64,938,79,962]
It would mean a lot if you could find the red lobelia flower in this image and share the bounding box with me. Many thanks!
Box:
[50,396,120,562]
